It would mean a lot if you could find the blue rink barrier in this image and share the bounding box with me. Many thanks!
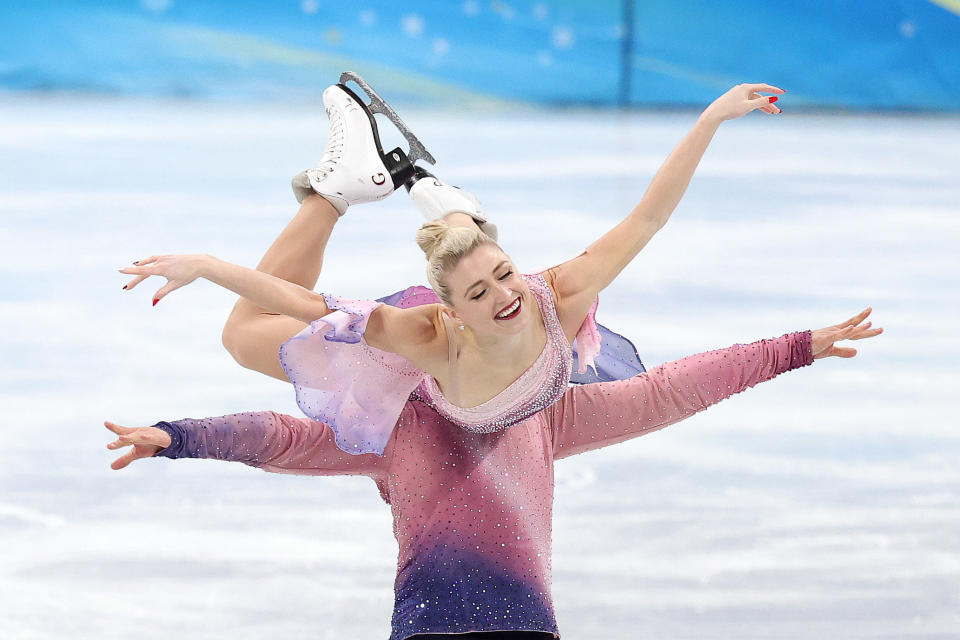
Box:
[1,0,957,110]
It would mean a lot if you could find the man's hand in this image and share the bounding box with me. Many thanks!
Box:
[104,420,172,469]
[811,307,883,359]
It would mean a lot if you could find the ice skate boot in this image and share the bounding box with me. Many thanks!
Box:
[292,72,436,215]
[406,166,499,242]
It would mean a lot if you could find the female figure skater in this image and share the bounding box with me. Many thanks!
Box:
[107,76,882,639]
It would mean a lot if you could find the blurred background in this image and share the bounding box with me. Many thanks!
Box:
[3,0,959,107]
[2,2,959,639]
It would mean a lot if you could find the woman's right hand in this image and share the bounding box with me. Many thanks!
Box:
[104,420,172,470]
[701,83,785,122]
[119,254,212,306]
[811,307,883,360]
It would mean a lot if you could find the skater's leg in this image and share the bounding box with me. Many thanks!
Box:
[221,194,339,379]
[223,73,436,380]
[239,193,339,296]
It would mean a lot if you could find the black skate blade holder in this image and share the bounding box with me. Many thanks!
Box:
[339,71,436,190]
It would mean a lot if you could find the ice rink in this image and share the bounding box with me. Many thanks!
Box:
[1,95,958,638]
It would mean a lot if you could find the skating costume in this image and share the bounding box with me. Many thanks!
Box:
[274,270,637,457]
[151,271,815,640]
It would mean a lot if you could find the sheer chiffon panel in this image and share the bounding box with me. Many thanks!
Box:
[571,294,601,375]
[570,320,646,384]
[277,293,425,457]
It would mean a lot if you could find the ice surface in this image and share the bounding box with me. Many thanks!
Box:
[0,94,958,639]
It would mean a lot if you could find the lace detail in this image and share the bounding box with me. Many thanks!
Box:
[410,273,573,433]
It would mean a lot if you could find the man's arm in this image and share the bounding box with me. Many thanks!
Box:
[152,410,393,475]
[547,330,814,460]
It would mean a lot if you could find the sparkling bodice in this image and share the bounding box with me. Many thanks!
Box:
[409,272,573,433]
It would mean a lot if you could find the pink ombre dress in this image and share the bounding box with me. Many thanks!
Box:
[151,270,815,640]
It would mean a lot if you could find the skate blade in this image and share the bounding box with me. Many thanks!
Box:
[339,71,436,167]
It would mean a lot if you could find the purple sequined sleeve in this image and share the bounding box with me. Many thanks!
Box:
[149,410,393,478]
[153,421,187,459]
[548,330,814,460]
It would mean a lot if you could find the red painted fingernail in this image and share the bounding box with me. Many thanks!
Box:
[153,298,158,306]
[122,285,127,290]
[768,96,778,103]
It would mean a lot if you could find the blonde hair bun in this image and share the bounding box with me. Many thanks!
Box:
[415,219,451,262]
[414,219,502,306]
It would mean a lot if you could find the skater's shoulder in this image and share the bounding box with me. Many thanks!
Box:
[364,302,447,368]
[534,257,600,348]
[535,250,604,306]
[534,267,562,310]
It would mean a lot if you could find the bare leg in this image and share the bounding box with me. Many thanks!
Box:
[237,193,340,304]
[221,194,341,378]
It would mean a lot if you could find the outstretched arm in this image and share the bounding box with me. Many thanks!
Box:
[120,254,331,324]
[152,411,392,475]
[120,254,443,370]
[548,330,812,460]
[546,306,881,459]
[547,84,785,315]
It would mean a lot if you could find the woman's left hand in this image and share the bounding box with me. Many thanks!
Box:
[702,83,785,123]
[119,254,211,306]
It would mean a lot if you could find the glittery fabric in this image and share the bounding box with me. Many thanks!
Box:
[276,270,644,457]
[151,329,814,639]
[407,632,556,639]
[408,273,572,434]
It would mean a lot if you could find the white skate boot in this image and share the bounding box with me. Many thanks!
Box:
[292,71,437,215]
[406,166,499,242]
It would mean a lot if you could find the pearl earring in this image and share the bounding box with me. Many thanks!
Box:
[458,324,465,331]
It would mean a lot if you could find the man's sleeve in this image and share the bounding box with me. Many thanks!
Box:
[548,331,814,460]
[151,410,392,477]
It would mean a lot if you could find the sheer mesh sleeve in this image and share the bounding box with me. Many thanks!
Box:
[548,331,814,460]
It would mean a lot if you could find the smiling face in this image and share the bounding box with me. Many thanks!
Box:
[443,243,530,337]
